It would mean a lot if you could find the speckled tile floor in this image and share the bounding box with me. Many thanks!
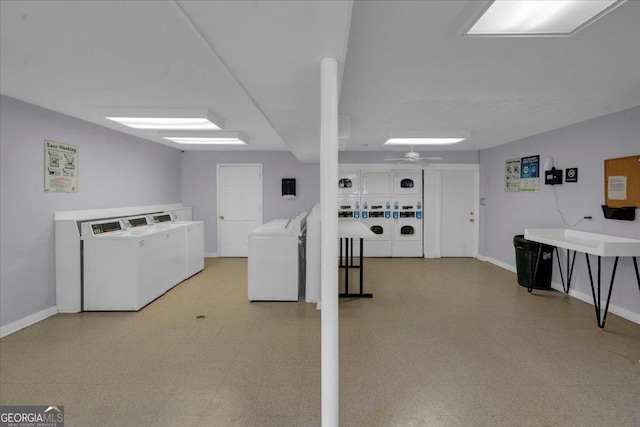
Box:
[1,257,639,426]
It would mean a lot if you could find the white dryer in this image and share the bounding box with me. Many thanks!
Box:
[392,170,422,196]
[392,198,423,257]
[338,169,361,197]
[361,197,392,257]
[361,170,391,196]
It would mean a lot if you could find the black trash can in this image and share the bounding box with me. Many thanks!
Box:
[513,235,554,290]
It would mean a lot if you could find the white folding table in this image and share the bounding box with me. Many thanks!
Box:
[339,220,376,298]
[525,229,640,328]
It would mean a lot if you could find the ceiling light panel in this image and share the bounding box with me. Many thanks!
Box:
[164,137,246,145]
[384,131,469,146]
[104,108,224,130]
[159,131,248,145]
[466,0,624,36]
[385,137,466,146]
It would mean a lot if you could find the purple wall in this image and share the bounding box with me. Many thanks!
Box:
[479,107,640,320]
[181,151,320,254]
[0,95,182,326]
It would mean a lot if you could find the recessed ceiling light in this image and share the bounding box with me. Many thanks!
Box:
[384,131,469,146]
[104,108,224,130]
[160,131,248,145]
[465,0,625,37]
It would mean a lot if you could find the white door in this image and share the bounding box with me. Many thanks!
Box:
[441,170,477,257]
[217,165,263,257]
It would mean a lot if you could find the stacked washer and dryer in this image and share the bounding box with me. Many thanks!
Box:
[338,168,423,257]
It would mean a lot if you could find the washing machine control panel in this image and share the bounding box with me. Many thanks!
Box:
[338,204,355,218]
[88,220,123,236]
[361,200,391,220]
[124,216,149,228]
[152,213,177,223]
[393,200,423,220]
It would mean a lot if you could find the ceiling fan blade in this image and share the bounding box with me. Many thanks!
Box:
[416,156,443,161]
[383,158,407,161]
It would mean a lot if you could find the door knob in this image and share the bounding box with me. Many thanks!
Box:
[219,215,224,220]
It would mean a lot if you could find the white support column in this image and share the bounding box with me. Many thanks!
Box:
[320,57,339,427]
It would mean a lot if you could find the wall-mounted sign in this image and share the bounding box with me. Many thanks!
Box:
[45,140,78,193]
[506,155,539,192]
[505,158,521,192]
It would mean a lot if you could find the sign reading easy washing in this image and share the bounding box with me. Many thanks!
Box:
[505,155,539,193]
[45,140,78,193]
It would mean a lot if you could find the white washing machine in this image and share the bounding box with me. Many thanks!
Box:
[81,218,186,310]
[392,170,422,196]
[248,212,307,301]
[361,197,392,257]
[338,169,360,197]
[392,198,423,257]
[361,170,391,196]
[148,212,204,279]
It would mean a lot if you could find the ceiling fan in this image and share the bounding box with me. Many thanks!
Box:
[383,147,443,164]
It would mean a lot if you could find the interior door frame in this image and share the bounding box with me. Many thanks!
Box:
[216,163,263,257]
[424,164,479,258]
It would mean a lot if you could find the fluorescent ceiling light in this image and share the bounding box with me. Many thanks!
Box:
[165,137,246,145]
[160,131,248,145]
[466,0,625,36]
[104,108,224,130]
[384,131,469,146]
[385,137,466,146]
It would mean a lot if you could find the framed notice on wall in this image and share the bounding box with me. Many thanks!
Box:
[505,155,539,192]
[44,140,78,193]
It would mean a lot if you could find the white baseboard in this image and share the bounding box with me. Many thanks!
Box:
[204,253,218,258]
[1,306,58,338]
[481,256,639,325]
[483,256,516,273]
[549,281,640,325]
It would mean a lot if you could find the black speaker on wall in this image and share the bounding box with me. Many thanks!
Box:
[282,178,296,198]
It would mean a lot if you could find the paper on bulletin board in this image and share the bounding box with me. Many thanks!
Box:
[607,176,627,200]
[45,140,78,193]
[505,158,521,192]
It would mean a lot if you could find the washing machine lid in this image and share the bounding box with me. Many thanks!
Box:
[250,220,293,236]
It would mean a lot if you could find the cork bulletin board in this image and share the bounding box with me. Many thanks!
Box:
[604,155,640,208]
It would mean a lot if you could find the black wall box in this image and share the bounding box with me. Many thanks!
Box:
[601,205,636,221]
[282,178,296,198]
[545,168,563,185]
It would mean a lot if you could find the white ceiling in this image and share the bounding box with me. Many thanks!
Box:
[1,1,638,163]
